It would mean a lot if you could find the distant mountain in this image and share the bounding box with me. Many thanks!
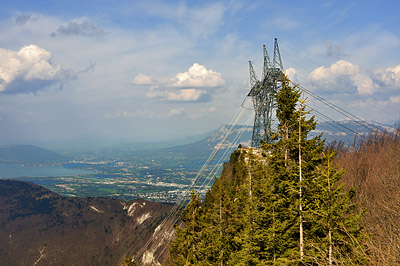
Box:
[167,124,252,156]
[0,145,69,164]
[93,121,396,171]
[172,121,397,158]
[312,120,397,144]
[0,179,175,266]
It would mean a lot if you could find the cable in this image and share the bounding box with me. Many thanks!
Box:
[281,41,399,124]
[134,98,249,263]
[200,114,253,192]
[299,85,385,133]
[153,116,254,264]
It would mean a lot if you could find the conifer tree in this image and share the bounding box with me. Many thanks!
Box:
[264,76,365,265]
[200,175,228,265]
[230,151,263,265]
[260,76,325,264]
[233,152,282,265]
[304,151,367,265]
[168,191,203,265]
[167,76,367,265]
[216,150,250,264]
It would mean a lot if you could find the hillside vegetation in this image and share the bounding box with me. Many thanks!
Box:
[0,180,174,266]
[334,129,400,265]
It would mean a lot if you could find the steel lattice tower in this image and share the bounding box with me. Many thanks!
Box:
[248,38,284,148]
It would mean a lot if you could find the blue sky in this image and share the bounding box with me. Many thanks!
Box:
[0,0,399,145]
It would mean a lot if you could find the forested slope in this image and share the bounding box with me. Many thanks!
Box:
[166,77,367,265]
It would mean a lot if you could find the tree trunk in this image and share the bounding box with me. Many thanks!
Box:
[299,91,305,261]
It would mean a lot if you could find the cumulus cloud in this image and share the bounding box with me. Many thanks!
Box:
[50,21,105,37]
[132,73,153,85]
[310,60,359,80]
[137,63,225,102]
[352,74,377,95]
[170,63,225,87]
[372,65,400,90]
[0,45,75,94]
[309,60,376,95]
[146,87,209,102]
[309,60,400,97]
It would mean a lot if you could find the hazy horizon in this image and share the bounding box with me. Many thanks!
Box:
[1,1,400,145]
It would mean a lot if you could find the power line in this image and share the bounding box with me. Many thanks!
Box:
[153,115,254,264]
[299,85,385,133]
[280,41,399,123]
[134,99,249,264]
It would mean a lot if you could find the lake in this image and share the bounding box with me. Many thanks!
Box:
[0,163,94,178]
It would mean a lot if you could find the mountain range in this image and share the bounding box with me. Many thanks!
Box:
[0,145,69,164]
[0,120,396,166]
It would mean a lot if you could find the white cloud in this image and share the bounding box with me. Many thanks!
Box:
[166,89,205,101]
[132,73,153,85]
[168,107,184,117]
[285,67,298,82]
[372,65,400,90]
[170,63,225,88]
[139,63,225,102]
[352,74,377,95]
[308,60,400,99]
[309,60,358,81]
[309,60,376,94]
[0,45,75,93]
[146,87,206,102]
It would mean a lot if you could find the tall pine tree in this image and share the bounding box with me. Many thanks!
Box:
[166,76,367,265]
[259,76,324,264]
[304,151,367,265]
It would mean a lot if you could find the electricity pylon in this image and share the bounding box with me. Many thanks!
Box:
[248,38,284,148]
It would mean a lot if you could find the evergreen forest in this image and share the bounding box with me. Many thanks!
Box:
[167,77,369,265]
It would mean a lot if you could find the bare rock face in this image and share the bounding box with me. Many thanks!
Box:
[0,179,175,266]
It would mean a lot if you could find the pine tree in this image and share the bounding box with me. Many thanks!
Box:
[259,76,325,264]
[200,176,227,265]
[230,151,266,265]
[304,151,367,265]
[168,191,203,265]
[263,76,366,265]
[167,76,367,265]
